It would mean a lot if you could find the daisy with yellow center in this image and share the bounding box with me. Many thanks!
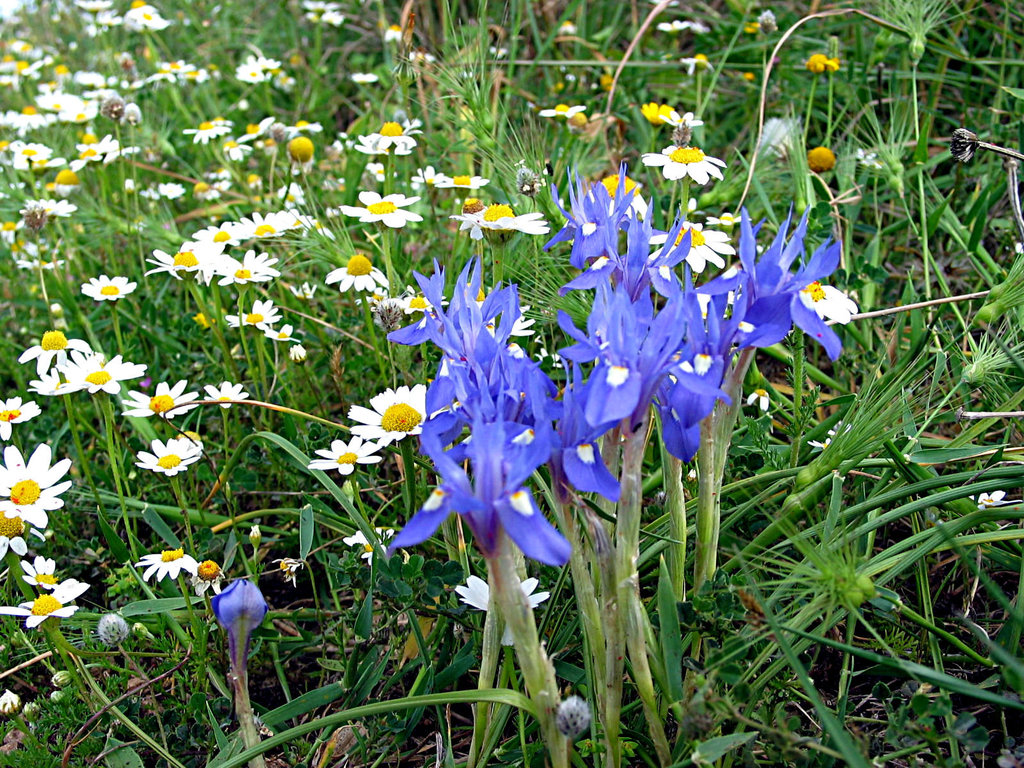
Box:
[0,513,40,558]
[122,380,201,420]
[81,274,137,302]
[308,436,383,475]
[273,557,305,587]
[212,249,280,286]
[0,578,90,629]
[225,299,282,331]
[191,559,225,595]
[538,103,586,119]
[450,202,550,241]
[348,384,428,446]
[0,443,73,529]
[58,350,147,395]
[20,555,59,590]
[18,330,92,376]
[342,527,395,562]
[650,222,736,273]
[0,397,40,441]
[135,436,203,477]
[339,191,423,228]
[746,388,770,412]
[182,118,233,145]
[135,548,200,582]
[641,144,727,184]
[325,253,389,293]
[434,173,490,190]
[203,382,250,409]
[145,241,225,283]
[353,121,419,155]
[798,281,858,324]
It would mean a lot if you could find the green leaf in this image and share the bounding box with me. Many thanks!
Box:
[97,509,130,563]
[907,446,998,465]
[262,681,346,728]
[657,557,684,704]
[142,505,181,548]
[299,504,314,560]
[121,596,205,617]
[103,736,145,768]
[689,732,757,764]
[1001,86,1024,101]
[355,589,374,639]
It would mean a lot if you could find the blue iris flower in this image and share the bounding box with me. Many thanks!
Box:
[544,169,637,270]
[211,579,268,676]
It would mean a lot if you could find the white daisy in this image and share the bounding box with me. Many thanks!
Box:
[191,560,224,595]
[799,282,858,325]
[135,437,203,476]
[434,174,490,191]
[455,575,549,645]
[0,579,90,629]
[348,384,428,446]
[225,299,282,331]
[746,388,770,412]
[537,104,586,119]
[0,443,72,529]
[974,490,1017,509]
[450,203,549,241]
[641,145,726,185]
[145,241,226,283]
[81,274,137,302]
[20,555,58,590]
[264,324,299,343]
[203,382,250,409]
[308,436,383,475]
[234,210,301,240]
[121,380,201,419]
[339,191,422,228]
[212,250,281,286]
[325,253,389,293]
[0,514,41,559]
[0,397,42,441]
[651,222,735,273]
[342,527,395,561]
[58,351,147,395]
[182,118,233,145]
[135,549,200,582]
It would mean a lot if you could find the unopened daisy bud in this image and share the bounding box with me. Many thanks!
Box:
[807,146,836,173]
[123,102,142,126]
[269,122,288,144]
[51,670,74,689]
[50,302,64,318]
[949,128,978,163]
[248,524,262,550]
[556,695,591,738]
[288,136,314,164]
[131,621,154,640]
[96,613,130,646]
[99,93,126,122]
[515,165,543,198]
[371,297,405,332]
[54,169,80,197]
[124,178,136,192]
[0,690,21,716]
[49,689,65,703]
[758,10,777,33]
[289,344,307,363]
[21,701,40,722]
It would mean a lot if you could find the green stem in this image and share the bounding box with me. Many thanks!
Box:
[399,438,418,519]
[99,394,137,560]
[62,394,103,511]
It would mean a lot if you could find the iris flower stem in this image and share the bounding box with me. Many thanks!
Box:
[614,412,671,766]
[487,536,567,768]
[466,576,507,768]
[231,668,268,768]
[789,329,806,468]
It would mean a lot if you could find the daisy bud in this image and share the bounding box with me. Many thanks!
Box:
[0,690,21,715]
[22,701,40,722]
[758,10,777,33]
[96,613,130,646]
[269,122,288,144]
[132,621,154,640]
[556,695,591,738]
[288,136,314,164]
[49,690,65,703]
[949,128,978,163]
[249,524,262,551]
[51,671,74,688]
[99,93,126,122]
[123,102,142,126]
[288,344,307,363]
[49,302,64,318]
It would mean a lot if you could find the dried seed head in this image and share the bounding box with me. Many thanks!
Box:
[269,122,289,144]
[672,123,692,147]
[96,613,130,646]
[372,298,405,332]
[99,93,125,122]
[515,165,543,198]
[20,200,50,232]
[556,696,591,738]
[950,128,978,163]
[758,10,777,33]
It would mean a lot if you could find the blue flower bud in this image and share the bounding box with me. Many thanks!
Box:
[211,579,268,674]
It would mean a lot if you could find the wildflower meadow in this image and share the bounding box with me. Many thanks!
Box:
[2,0,1024,765]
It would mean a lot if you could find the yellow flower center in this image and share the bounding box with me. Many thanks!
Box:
[0,514,25,538]
[21,104,36,114]
[22,148,38,157]
[80,148,98,159]
[677,228,705,247]
[0,409,22,422]
[234,269,252,279]
[30,594,62,616]
[173,251,198,268]
[803,281,826,302]
[347,254,373,275]
[149,394,175,414]
[157,454,182,469]
[807,146,836,173]
[10,480,41,506]
[197,560,221,580]
[246,123,260,135]
[198,121,215,131]
[213,230,231,242]
[379,122,403,137]
[194,182,211,194]
[336,451,358,465]
[554,104,569,113]
[2,222,16,231]
[409,296,428,309]
[245,313,265,324]
[288,136,314,163]
[254,224,276,236]
[483,204,514,222]
[380,403,422,433]
[41,330,68,351]
[35,573,57,585]
[161,548,185,563]
[85,371,112,386]
[100,285,120,296]
[669,147,706,164]
[600,175,637,197]
[367,201,397,215]
[452,175,472,186]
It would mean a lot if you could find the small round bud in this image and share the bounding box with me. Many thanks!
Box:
[288,136,314,164]
[556,695,591,738]
[131,621,154,640]
[49,689,66,704]
[249,524,262,550]
[123,102,142,125]
[289,344,307,363]
[51,671,74,689]
[0,690,21,716]
[22,701,41,722]
[97,613,130,646]
[49,303,64,318]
